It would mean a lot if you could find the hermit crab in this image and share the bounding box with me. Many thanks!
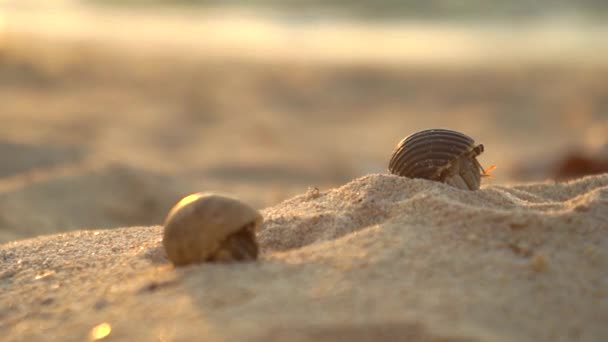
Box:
[163,193,262,266]
[388,128,495,190]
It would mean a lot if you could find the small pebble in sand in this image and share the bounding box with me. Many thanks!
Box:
[388,128,493,190]
[530,254,549,273]
[163,193,262,266]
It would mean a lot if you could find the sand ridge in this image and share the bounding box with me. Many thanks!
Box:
[1,173,606,341]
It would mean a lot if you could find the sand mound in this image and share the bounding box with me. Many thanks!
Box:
[1,174,607,341]
[0,164,190,243]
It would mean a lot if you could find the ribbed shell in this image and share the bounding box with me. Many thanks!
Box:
[388,129,477,180]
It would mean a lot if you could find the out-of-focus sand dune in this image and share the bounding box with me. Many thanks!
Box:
[1,174,606,341]
[0,163,191,243]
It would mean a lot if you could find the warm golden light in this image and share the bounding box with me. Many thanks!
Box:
[34,270,55,280]
[176,193,203,209]
[90,323,112,340]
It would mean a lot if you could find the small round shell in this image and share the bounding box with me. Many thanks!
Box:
[163,193,263,266]
[388,128,485,190]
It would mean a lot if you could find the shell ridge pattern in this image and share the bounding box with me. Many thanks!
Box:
[388,129,485,190]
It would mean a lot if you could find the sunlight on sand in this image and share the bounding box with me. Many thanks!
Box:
[90,323,112,340]
[0,10,5,43]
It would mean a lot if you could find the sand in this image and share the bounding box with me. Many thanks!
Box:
[1,173,606,341]
[1,6,607,341]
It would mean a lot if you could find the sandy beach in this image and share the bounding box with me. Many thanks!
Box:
[1,174,607,341]
[1,2,607,340]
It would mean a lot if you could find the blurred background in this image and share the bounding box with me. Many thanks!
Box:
[0,0,606,243]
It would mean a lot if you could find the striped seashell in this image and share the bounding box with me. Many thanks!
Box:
[388,128,486,190]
